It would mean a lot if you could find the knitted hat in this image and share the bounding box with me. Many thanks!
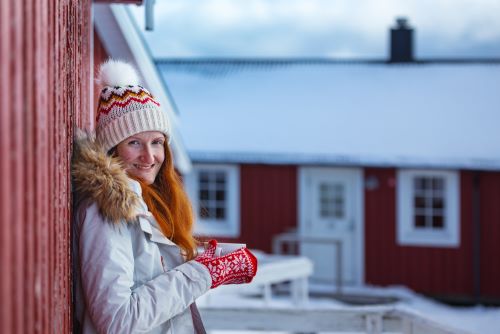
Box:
[95,59,170,151]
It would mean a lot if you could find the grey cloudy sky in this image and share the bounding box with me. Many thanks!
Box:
[130,0,500,59]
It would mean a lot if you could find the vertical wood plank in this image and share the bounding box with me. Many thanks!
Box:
[0,0,92,332]
[0,0,12,331]
[24,0,36,330]
[12,1,25,333]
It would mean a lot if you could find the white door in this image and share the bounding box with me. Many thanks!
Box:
[299,167,363,285]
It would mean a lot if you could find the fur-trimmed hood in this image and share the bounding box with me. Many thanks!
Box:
[72,131,140,224]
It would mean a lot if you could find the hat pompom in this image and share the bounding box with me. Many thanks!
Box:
[97,59,140,87]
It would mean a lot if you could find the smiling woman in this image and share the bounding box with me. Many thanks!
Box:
[71,59,257,334]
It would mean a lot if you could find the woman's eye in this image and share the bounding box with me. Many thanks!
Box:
[153,140,165,145]
[128,140,140,146]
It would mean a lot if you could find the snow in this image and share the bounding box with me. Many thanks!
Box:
[158,61,500,170]
[199,284,500,334]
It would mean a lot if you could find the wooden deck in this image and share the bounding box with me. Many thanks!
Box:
[199,306,473,334]
[198,251,471,334]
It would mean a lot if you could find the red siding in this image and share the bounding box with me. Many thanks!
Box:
[364,168,474,298]
[479,172,500,299]
[0,1,92,333]
[233,165,298,253]
[204,163,500,300]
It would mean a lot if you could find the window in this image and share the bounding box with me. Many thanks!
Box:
[413,176,445,229]
[319,182,345,219]
[397,170,460,247]
[198,170,227,220]
[185,164,240,237]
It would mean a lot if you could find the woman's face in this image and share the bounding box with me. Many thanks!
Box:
[115,131,166,185]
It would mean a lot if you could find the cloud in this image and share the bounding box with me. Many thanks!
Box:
[131,0,500,58]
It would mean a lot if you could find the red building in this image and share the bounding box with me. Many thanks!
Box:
[157,22,500,303]
[0,1,191,332]
[1,2,92,332]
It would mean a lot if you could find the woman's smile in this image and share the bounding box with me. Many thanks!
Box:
[134,163,155,169]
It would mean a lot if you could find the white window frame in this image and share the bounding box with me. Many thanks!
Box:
[397,169,460,248]
[184,164,240,237]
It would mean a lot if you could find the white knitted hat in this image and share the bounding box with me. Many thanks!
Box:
[95,59,170,151]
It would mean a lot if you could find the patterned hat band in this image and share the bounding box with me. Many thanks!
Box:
[97,85,159,121]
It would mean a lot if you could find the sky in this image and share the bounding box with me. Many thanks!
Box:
[130,0,500,59]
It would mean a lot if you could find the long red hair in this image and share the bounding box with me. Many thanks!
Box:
[139,144,198,260]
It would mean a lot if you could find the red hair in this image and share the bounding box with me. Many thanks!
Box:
[139,144,197,260]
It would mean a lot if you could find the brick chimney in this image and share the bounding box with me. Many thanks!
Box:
[390,17,414,63]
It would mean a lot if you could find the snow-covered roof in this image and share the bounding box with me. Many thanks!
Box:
[157,59,500,170]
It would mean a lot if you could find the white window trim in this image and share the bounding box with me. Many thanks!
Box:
[185,164,240,237]
[397,169,460,248]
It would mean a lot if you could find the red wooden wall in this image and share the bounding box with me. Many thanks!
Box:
[364,168,473,297]
[235,165,298,253]
[0,1,92,332]
[478,172,500,299]
[364,168,500,300]
[225,164,500,300]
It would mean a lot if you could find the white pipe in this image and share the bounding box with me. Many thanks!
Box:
[144,0,155,31]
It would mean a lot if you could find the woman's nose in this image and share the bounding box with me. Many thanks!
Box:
[140,146,155,164]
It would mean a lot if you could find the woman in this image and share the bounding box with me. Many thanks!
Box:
[72,60,257,334]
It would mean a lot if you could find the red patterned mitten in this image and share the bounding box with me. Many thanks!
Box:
[195,240,258,289]
[196,239,218,260]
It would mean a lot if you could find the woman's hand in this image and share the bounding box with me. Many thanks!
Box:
[195,239,258,289]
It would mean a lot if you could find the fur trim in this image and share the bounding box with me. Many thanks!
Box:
[96,59,140,87]
[72,130,140,224]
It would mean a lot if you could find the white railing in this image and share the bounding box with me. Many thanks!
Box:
[199,252,313,306]
[273,231,343,293]
[199,306,472,334]
[267,232,472,334]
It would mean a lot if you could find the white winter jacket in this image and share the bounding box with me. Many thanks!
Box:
[72,134,211,334]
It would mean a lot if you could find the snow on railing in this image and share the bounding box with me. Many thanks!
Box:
[199,306,472,334]
[199,251,313,306]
